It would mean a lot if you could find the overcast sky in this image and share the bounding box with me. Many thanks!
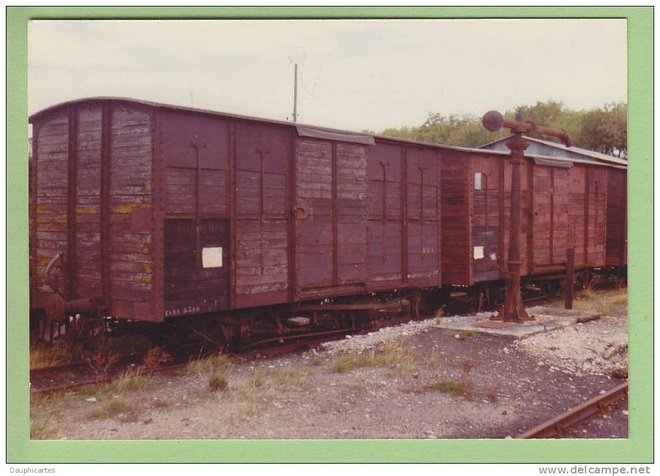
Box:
[28,19,627,132]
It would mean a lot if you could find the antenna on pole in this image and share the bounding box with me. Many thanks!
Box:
[188,69,194,106]
[292,63,298,122]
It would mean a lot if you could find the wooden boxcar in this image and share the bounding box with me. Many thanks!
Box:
[29,98,626,327]
[30,98,446,324]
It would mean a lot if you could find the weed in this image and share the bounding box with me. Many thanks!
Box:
[108,368,154,392]
[208,374,229,392]
[427,380,473,397]
[185,353,232,375]
[596,303,611,317]
[30,390,66,408]
[30,342,71,369]
[330,352,381,373]
[272,367,297,387]
[142,346,172,374]
[456,330,482,340]
[87,397,136,420]
[571,287,628,316]
[426,351,440,367]
[250,370,264,389]
[329,341,413,373]
[84,339,120,379]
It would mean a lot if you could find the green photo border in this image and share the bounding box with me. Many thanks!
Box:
[7,6,653,463]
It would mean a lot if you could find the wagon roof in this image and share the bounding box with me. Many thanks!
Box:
[478,134,628,168]
[29,97,627,170]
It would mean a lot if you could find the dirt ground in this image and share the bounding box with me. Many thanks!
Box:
[30,288,628,440]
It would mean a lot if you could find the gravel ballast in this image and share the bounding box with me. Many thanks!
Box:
[31,291,628,440]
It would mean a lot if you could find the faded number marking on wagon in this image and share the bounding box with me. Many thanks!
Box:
[165,306,202,318]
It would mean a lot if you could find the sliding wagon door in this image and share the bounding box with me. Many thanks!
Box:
[159,112,231,317]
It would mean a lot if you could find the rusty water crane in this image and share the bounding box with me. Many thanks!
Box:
[482,110,572,322]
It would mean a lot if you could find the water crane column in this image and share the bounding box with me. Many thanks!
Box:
[482,110,572,322]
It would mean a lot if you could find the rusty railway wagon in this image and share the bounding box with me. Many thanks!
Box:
[29,98,627,345]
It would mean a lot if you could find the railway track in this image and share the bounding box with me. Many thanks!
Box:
[517,382,628,438]
[30,328,355,395]
[28,287,606,396]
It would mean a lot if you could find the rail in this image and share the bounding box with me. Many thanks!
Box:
[517,382,628,438]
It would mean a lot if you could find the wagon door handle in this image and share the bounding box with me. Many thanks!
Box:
[293,207,308,220]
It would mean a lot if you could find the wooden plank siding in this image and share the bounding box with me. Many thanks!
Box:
[530,165,569,272]
[34,112,69,295]
[606,169,627,266]
[567,166,608,269]
[233,122,290,307]
[405,147,441,287]
[157,111,231,316]
[336,143,369,286]
[366,143,404,289]
[295,138,334,293]
[74,105,103,301]
[31,102,155,320]
[470,156,502,282]
[107,105,153,319]
[294,138,370,299]
[440,153,471,285]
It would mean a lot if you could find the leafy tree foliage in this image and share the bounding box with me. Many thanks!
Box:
[380,101,627,158]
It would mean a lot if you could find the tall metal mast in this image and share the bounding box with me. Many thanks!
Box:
[292,63,298,123]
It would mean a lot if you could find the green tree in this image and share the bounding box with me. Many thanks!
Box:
[574,103,627,157]
[379,100,627,158]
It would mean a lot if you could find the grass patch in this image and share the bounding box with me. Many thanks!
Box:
[456,330,482,340]
[185,353,233,375]
[573,287,628,316]
[427,380,473,397]
[30,390,67,408]
[108,368,154,393]
[208,374,229,392]
[426,350,440,367]
[272,367,306,388]
[73,386,99,397]
[250,370,264,389]
[329,341,413,374]
[30,342,71,369]
[87,397,137,420]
